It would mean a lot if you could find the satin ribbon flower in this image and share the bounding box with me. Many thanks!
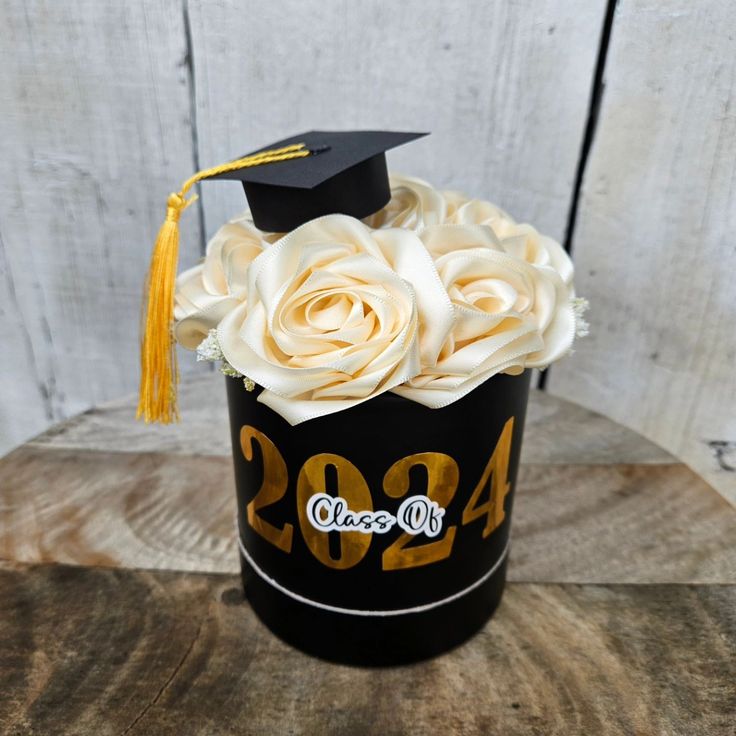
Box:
[394,224,575,408]
[174,217,268,349]
[217,215,454,424]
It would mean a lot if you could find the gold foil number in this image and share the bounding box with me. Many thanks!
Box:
[382,453,459,570]
[297,454,373,570]
[240,426,294,553]
[241,417,516,570]
[461,417,514,538]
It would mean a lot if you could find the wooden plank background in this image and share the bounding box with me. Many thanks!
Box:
[549,0,736,503]
[0,0,734,503]
[188,0,606,241]
[0,0,205,453]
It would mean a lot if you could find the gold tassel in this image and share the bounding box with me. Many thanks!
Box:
[137,143,312,424]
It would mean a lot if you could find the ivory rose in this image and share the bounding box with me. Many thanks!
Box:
[174,218,268,349]
[495,222,574,286]
[363,174,447,231]
[367,176,573,287]
[442,189,516,231]
[439,189,573,286]
[217,215,454,424]
[393,224,575,408]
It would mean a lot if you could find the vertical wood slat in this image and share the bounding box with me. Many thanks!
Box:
[549,0,736,504]
[0,0,203,454]
[188,0,608,243]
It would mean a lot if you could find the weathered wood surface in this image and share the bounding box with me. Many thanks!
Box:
[0,1,205,458]
[2,374,735,585]
[188,0,607,241]
[549,0,736,506]
[1,561,733,736]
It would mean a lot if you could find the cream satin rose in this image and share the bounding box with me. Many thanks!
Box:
[440,189,573,286]
[442,189,516,231]
[495,222,573,286]
[363,174,447,231]
[364,174,516,236]
[174,217,268,349]
[394,224,576,408]
[367,176,573,287]
[217,215,454,424]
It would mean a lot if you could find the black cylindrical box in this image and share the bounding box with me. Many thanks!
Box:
[226,370,531,666]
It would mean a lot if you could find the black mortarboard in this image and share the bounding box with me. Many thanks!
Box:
[204,130,428,232]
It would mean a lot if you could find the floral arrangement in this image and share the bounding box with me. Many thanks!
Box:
[174,174,588,425]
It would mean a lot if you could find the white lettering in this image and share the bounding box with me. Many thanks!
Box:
[396,496,445,537]
[305,493,445,536]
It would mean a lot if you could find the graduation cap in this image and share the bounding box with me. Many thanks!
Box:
[137,130,428,424]
[207,130,427,231]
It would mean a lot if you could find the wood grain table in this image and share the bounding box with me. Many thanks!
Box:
[1,373,734,735]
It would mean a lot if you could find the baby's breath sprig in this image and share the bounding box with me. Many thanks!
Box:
[196,329,256,392]
[571,297,590,338]
[195,329,223,362]
[219,361,242,378]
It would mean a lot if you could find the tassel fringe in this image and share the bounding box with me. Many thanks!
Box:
[137,143,313,423]
[136,192,195,423]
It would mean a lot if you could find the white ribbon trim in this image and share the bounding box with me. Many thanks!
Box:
[236,533,510,617]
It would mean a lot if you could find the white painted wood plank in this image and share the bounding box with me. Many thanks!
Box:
[549,0,736,504]
[0,0,204,456]
[0,237,51,450]
[188,0,607,242]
